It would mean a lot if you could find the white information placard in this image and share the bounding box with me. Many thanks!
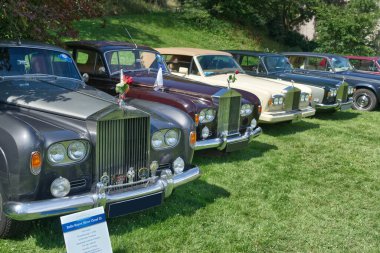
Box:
[60,207,113,253]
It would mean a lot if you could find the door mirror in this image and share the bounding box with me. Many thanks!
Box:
[178,67,188,75]
[82,73,89,83]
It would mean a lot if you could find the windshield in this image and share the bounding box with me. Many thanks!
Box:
[197,55,243,76]
[263,56,293,72]
[105,50,168,74]
[330,56,354,72]
[0,47,81,79]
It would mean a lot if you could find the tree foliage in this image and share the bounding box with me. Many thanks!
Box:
[0,0,103,44]
[315,0,380,55]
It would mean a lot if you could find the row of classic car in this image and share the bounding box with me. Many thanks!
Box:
[0,39,378,238]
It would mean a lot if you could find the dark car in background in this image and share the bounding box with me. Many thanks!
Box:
[283,52,380,111]
[227,50,354,112]
[0,41,200,238]
[66,41,262,152]
[345,55,380,74]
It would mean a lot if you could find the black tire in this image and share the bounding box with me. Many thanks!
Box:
[352,89,378,111]
[0,193,24,238]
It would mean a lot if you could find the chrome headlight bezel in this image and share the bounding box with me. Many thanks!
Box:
[240,104,254,117]
[152,129,181,150]
[47,140,89,165]
[348,86,355,95]
[300,92,310,103]
[199,108,216,123]
[328,88,337,97]
[271,94,285,106]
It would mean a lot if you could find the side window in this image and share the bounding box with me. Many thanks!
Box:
[288,56,306,69]
[349,59,361,69]
[360,60,375,71]
[164,54,192,73]
[240,55,260,72]
[75,49,96,74]
[305,57,330,71]
[190,59,200,75]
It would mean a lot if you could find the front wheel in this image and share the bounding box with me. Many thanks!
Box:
[352,89,378,111]
[0,193,24,238]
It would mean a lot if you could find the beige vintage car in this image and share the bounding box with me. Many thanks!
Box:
[157,48,316,123]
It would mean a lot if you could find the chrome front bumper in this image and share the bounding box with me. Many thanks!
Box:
[194,126,262,151]
[4,167,201,221]
[315,98,353,110]
[259,106,316,123]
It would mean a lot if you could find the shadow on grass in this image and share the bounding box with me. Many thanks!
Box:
[261,120,320,137]
[17,180,228,250]
[314,110,361,121]
[194,141,277,165]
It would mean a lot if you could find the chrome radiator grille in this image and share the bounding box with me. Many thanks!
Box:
[284,87,301,111]
[216,90,241,136]
[96,117,150,185]
[337,84,348,102]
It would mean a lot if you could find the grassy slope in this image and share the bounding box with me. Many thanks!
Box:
[1,13,380,252]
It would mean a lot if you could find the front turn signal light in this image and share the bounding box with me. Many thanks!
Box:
[189,131,197,148]
[268,98,273,106]
[258,105,262,114]
[194,114,199,126]
[30,151,42,175]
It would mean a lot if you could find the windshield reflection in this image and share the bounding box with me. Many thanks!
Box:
[0,47,81,80]
[330,56,354,72]
[263,56,293,72]
[105,50,168,74]
[197,55,243,76]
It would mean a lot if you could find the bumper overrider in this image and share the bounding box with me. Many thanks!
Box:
[4,167,201,221]
[314,97,353,111]
[194,126,262,151]
[259,106,316,123]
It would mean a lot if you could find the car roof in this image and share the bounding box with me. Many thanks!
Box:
[224,50,282,57]
[65,40,156,53]
[282,52,344,58]
[345,55,380,60]
[0,40,67,53]
[156,47,232,57]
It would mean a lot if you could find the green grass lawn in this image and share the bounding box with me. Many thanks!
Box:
[1,12,379,252]
[1,110,379,252]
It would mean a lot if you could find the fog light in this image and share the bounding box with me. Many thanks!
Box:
[173,157,185,174]
[150,161,159,176]
[201,126,209,139]
[250,118,257,128]
[50,177,70,198]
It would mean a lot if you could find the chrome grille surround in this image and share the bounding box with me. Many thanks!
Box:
[283,86,301,111]
[95,108,150,188]
[212,88,242,136]
[337,81,349,102]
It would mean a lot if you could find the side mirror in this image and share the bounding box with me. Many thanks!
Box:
[178,67,188,75]
[82,73,89,83]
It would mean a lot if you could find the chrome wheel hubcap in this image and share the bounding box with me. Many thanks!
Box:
[357,95,370,108]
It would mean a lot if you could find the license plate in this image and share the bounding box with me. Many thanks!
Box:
[340,103,352,111]
[107,192,163,218]
[292,113,302,123]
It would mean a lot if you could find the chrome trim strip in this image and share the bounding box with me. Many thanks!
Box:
[4,166,201,221]
[194,126,262,151]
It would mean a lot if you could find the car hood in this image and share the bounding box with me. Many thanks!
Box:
[277,72,340,88]
[204,73,291,94]
[0,77,117,120]
[339,71,380,84]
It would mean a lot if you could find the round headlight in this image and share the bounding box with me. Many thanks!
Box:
[205,109,215,121]
[273,97,279,105]
[250,118,257,128]
[199,110,206,123]
[173,157,185,174]
[68,141,87,161]
[240,104,253,116]
[165,130,179,146]
[50,177,70,198]
[279,97,284,104]
[152,131,164,149]
[48,143,66,163]
[201,126,209,139]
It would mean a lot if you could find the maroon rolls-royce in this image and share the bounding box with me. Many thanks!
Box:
[66,41,262,152]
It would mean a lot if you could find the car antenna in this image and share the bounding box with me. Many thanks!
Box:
[124,27,137,49]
